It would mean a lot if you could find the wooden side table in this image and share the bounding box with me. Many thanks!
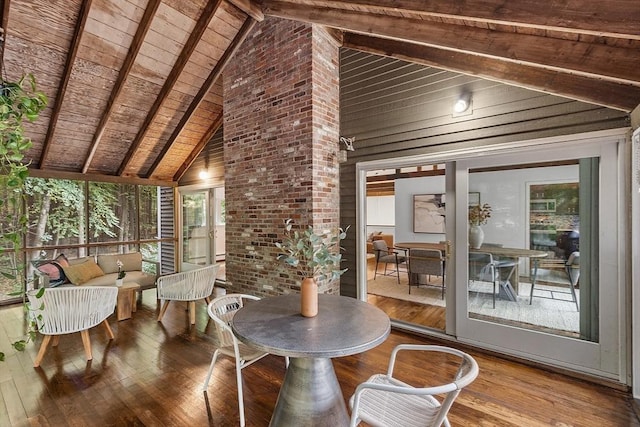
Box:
[116,282,140,321]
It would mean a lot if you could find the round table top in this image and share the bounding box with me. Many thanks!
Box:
[231,294,390,358]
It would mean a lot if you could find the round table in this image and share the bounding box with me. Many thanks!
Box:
[232,294,390,427]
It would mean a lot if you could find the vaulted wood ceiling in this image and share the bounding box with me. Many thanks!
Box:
[1,0,638,184]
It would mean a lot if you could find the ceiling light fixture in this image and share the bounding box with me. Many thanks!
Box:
[453,93,471,114]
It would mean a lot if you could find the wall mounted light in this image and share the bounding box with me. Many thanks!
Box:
[340,136,355,151]
[453,93,472,114]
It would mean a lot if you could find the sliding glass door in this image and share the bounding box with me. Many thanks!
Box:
[454,136,622,378]
[358,130,626,379]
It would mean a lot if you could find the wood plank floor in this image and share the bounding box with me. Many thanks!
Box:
[1,289,638,426]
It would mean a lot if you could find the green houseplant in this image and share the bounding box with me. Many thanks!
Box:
[275,218,349,317]
[0,73,48,361]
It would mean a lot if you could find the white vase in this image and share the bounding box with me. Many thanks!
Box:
[115,278,124,287]
[469,225,484,249]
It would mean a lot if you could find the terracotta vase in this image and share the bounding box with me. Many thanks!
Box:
[300,277,318,317]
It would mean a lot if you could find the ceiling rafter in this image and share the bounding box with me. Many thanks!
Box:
[287,0,640,40]
[82,0,161,174]
[148,16,257,178]
[228,0,264,21]
[39,0,93,169]
[343,33,640,112]
[264,1,639,87]
[117,0,223,176]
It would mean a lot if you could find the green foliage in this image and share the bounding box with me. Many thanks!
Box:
[0,74,47,359]
[275,218,349,281]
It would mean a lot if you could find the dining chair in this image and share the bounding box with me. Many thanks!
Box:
[408,248,445,298]
[349,344,479,427]
[530,251,579,311]
[157,264,219,324]
[28,286,118,367]
[202,293,288,427]
[372,239,407,283]
[469,252,517,308]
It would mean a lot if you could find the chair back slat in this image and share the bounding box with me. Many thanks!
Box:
[157,264,219,301]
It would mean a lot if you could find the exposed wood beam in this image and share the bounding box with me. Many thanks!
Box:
[172,114,223,181]
[117,0,222,176]
[264,1,639,86]
[343,33,640,112]
[283,0,640,40]
[28,167,176,187]
[82,0,161,173]
[228,0,263,21]
[39,0,92,169]
[148,17,257,178]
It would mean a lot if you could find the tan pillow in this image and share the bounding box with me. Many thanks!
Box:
[97,252,142,274]
[62,259,105,285]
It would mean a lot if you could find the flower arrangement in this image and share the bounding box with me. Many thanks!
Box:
[116,259,126,279]
[275,218,349,281]
[469,203,492,226]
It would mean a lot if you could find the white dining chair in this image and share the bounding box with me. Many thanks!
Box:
[202,293,288,427]
[28,286,118,367]
[156,264,219,324]
[349,344,479,427]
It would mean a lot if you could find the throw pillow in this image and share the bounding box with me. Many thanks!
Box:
[62,258,105,285]
[34,254,70,287]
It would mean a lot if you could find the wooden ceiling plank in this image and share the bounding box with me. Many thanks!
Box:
[343,33,640,112]
[82,0,161,173]
[172,114,223,181]
[39,0,93,169]
[147,17,256,178]
[289,0,640,40]
[264,1,640,86]
[117,0,223,176]
[227,0,264,22]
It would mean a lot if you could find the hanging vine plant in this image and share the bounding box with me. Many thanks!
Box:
[0,73,48,361]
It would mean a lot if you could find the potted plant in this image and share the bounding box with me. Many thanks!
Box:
[275,218,349,317]
[116,259,126,286]
[0,74,48,361]
[468,203,491,249]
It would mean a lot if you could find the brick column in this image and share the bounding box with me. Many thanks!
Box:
[223,17,341,296]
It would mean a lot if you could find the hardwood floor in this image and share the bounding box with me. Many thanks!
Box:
[1,289,638,426]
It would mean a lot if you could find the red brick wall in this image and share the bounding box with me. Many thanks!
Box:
[223,17,341,296]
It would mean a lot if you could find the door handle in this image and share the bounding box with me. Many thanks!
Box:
[445,240,452,260]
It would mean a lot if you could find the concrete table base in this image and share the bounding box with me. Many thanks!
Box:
[270,357,348,427]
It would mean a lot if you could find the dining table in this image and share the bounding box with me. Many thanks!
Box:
[231,293,390,427]
[395,242,548,293]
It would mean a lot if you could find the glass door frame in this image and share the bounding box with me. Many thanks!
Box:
[177,182,225,271]
[356,128,628,381]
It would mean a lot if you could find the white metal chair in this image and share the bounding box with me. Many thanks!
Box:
[156,264,219,324]
[349,344,479,427]
[28,286,118,367]
[202,294,288,427]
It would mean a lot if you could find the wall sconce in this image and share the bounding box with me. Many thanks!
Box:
[453,93,472,116]
[338,136,355,164]
[340,136,355,151]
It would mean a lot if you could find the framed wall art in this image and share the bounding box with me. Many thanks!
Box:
[413,194,446,233]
